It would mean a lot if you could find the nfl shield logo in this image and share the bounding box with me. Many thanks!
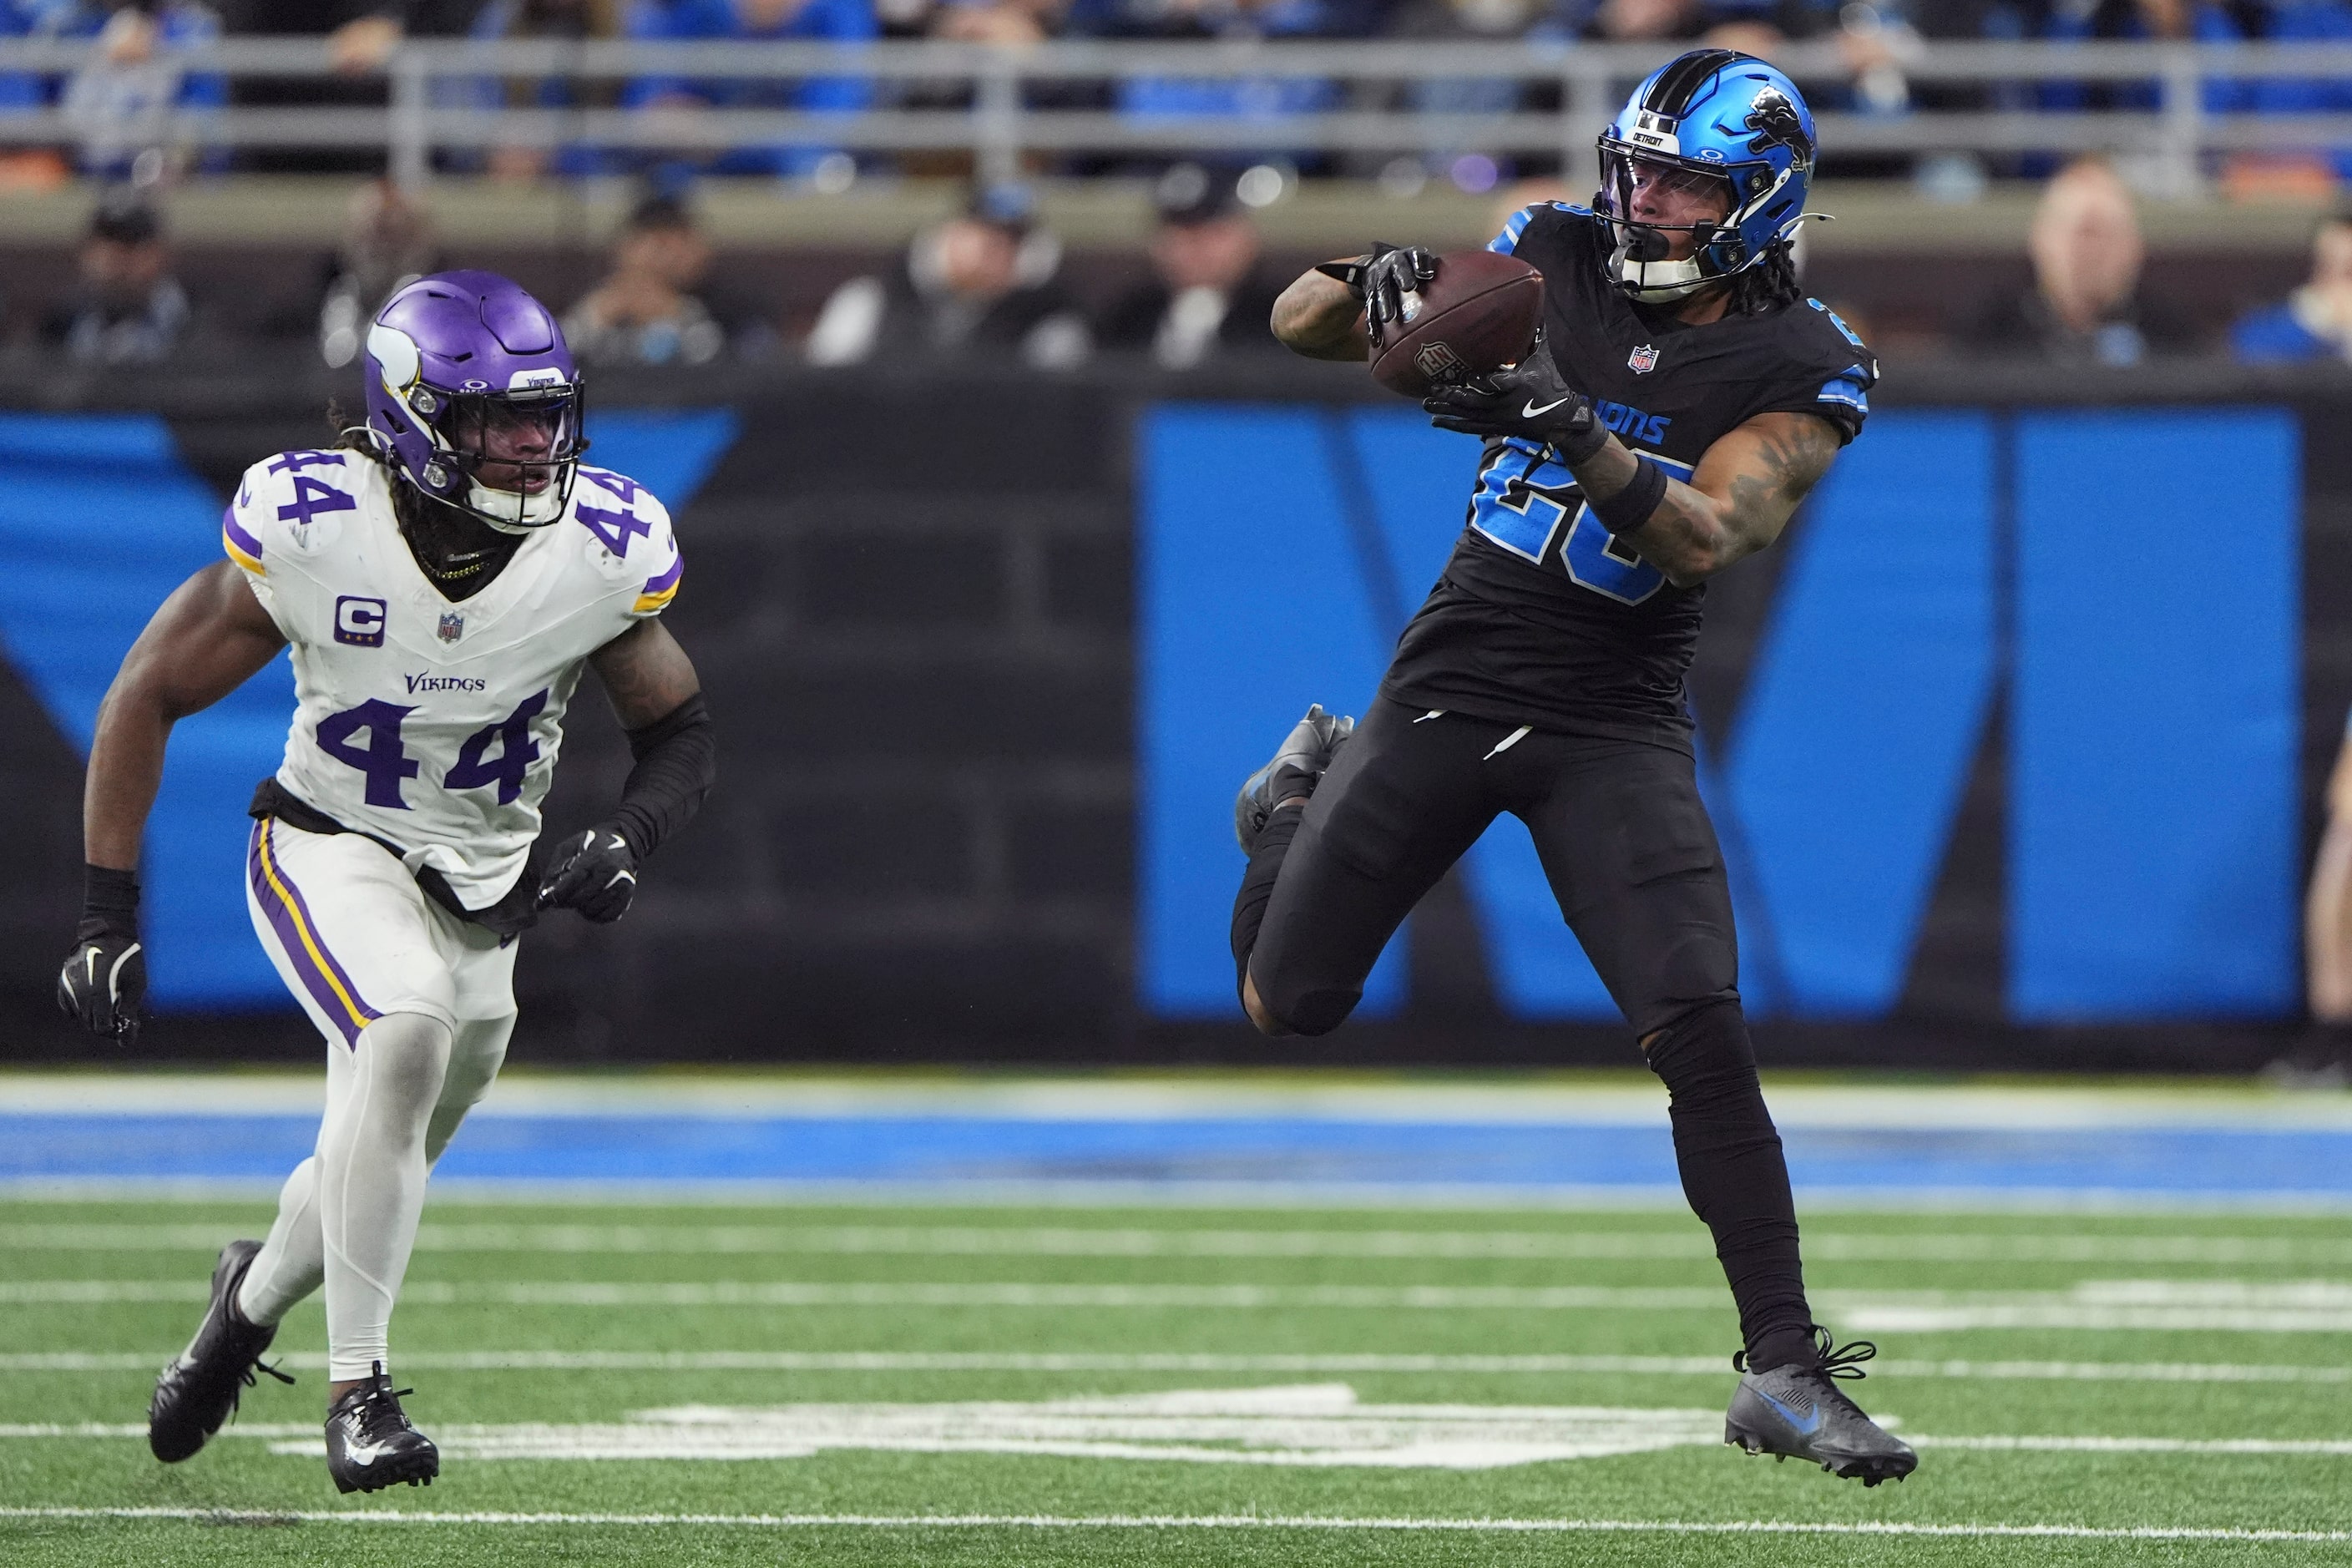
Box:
[437,612,464,644]
[1628,343,1661,374]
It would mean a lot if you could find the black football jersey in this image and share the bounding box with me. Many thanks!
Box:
[1379,203,1877,749]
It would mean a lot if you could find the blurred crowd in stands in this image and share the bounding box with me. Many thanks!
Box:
[4,0,2352,193]
[28,164,1293,369]
[24,157,2352,368]
[10,0,2352,369]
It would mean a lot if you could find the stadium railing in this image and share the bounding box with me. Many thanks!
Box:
[0,38,2349,191]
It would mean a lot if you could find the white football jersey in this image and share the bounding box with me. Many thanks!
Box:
[224,448,682,911]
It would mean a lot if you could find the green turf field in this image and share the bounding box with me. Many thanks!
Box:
[4,1195,2351,1565]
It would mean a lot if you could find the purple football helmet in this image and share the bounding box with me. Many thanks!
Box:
[363,270,586,533]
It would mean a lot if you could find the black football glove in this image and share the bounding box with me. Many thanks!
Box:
[1422,338,1607,463]
[536,826,640,924]
[58,866,145,1045]
[1316,243,1439,347]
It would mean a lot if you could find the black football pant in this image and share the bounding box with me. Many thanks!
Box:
[1230,695,1818,1370]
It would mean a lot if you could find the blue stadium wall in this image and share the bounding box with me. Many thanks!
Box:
[0,364,2334,1070]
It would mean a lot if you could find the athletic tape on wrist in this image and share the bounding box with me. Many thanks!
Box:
[1587,455,1669,537]
[1548,410,1609,468]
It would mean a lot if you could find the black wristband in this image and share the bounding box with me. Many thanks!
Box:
[79,863,140,943]
[1587,455,1669,538]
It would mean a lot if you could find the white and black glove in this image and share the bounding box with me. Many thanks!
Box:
[58,866,145,1045]
[1422,338,1608,463]
[536,826,640,924]
[1317,243,1439,347]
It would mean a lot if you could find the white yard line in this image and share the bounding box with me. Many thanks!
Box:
[13,1274,2352,1323]
[12,1222,2352,1267]
[0,1279,1737,1310]
[17,1422,2352,1458]
[8,1350,2352,1384]
[16,1275,2352,1320]
[1,1506,2349,1540]
[10,1176,2352,1213]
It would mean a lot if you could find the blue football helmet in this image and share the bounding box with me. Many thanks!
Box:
[1594,49,1817,303]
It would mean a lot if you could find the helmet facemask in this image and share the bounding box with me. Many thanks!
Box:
[431,384,587,534]
[1596,146,1738,304]
[367,306,588,535]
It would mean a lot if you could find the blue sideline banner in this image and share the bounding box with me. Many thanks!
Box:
[1138,402,2300,1026]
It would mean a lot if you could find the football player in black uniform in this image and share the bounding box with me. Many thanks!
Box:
[1236,49,1914,1485]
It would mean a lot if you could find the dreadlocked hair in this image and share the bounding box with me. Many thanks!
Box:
[326,397,383,462]
[322,397,522,594]
[1729,241,1803,316]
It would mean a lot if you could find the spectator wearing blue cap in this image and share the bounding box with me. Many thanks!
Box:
[805,185,1090,367]
[2232,210,2352,363]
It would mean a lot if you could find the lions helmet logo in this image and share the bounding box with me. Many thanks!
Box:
[1743,85,1813,169]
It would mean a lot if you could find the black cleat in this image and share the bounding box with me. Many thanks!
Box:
[325,1363,439,1494]
[148,1239,293,1463]
[1724,1329,1917,1486]
[1234,703,1354,851]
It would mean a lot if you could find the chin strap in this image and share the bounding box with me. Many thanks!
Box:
[464,473,572,532]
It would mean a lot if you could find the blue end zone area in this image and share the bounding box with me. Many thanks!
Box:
[10,1100,2352,1199]
[0,408,737,1012]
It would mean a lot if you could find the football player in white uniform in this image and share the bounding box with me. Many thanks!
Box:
[58,271,717,1494]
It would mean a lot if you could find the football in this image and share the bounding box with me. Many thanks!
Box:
[1368,250,1545,397]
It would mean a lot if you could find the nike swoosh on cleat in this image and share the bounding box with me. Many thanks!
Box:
[1756,1388,1823,1437]
[1521,397,1572,418]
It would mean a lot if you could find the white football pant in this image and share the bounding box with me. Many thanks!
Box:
[234,820,518,1379]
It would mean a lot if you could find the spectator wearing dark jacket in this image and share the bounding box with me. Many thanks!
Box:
[805,184,1090,368]
[1971,157,2194,366]
[1095,164,1285,369]
[564,192,755,366]
[43,193,190,365]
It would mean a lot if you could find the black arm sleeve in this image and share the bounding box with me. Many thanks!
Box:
[609,692,716,861]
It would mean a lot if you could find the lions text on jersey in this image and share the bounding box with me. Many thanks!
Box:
[1381,204,1874,751]
[224,448,683,913]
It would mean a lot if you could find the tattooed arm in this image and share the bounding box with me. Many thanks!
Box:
[1566,411,1844,588]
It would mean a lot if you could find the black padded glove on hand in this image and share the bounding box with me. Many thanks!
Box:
[1316,243,1439,346]
[536,826,640,924]
[58,865,144,1044]
[1422,339,1609,464]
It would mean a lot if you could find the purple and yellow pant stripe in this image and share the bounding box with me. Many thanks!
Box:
[222,505,265,576]
[247,820,378,1046]
[633,551,682,615]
